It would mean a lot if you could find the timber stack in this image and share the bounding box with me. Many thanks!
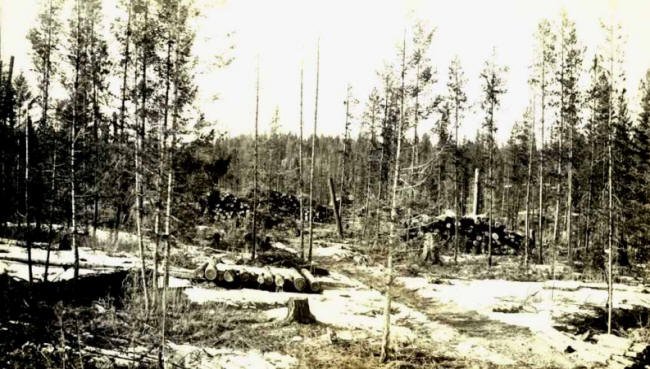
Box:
[192,259,322,293]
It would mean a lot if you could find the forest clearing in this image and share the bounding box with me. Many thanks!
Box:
[1,0,650,368]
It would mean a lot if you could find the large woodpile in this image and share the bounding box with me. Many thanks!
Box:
[201,190,333,226]
[404,214,527,255]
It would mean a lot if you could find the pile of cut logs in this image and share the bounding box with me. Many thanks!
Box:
[192,260,322,293]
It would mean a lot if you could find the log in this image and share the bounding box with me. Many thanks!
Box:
[328,177,344,238]
[300,268,321,292]
[285,268,307,292]
[192,262,209,279]
[219,264,236,283]
[282,297,316,324]
[204,260,218,281]
[267,266,288,289]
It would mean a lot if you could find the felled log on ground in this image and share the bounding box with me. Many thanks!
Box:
[204,260,218,281]
[282,297,316,324]
[267,266,306,291]
[192,262,209,279]
[300,268,321,292]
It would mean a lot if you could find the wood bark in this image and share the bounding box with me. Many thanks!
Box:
[381,32,406,363]
[300,268,321,292]
[308,40,320,263]
[252,59,260,259]
[299,63,305,260]
[71,4,80,280]
[282,298,315,324]
[135,3,150,313]
[328,177,344,238]
[524,99,535,267]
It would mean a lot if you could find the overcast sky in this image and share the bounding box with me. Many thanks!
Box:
[2,0,650,143]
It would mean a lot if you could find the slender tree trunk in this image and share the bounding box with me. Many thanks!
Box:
[606,32,614,336]
[45,151,56,283]
[381,32,406,363]
[299,64,305,260]
[338,88,350,222]
[90,19,100,239]
[487,107,494,268]
[153,31,173,308]
[551,118,563,278]
[71,3,81,280]
[566,123,573,264]
[135,4,150,313]
[308,40,320,263]
[453,88,460,263]
[524,99,536,267]
[538,49,546,264]
[411,63,420,201]
[252,59,260,259]
[24,112,33,285]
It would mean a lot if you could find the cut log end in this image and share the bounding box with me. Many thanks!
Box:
[282,297,316,325]
[204,261,218,281]
[223,270,236,283]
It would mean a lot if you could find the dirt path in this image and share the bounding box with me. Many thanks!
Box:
[340,263,575,368]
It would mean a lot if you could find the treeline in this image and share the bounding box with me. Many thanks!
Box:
[1,3,650,276]
[213,15,650,268]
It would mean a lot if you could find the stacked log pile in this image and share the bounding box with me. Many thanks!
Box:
[202,190,333,227]
[404,214,527,255]
[192,258,322,293]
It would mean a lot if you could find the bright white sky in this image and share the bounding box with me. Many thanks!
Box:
[2,0,650,143]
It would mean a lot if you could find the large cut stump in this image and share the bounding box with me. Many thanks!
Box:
[282,298,316,324]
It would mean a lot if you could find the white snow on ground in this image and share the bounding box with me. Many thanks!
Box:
[184,287,307,306]
[169,343,297,369]
[310,242,352,259]
[396,275,650,366]
[0,243,136,281]
[0,243,136,269]
[456,339,516,365]
[93,228,140,245]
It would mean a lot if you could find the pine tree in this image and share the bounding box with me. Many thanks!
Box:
[530,19,556,264]
[480,48,508,268]
[446,56,467,262]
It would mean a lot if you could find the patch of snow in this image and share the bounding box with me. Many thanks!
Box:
[456,338,516,365]
[169,343,297,369]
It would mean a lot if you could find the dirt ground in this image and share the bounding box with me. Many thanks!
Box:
[1,225,649,369]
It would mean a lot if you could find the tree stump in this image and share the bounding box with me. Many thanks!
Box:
[282,298,316,325]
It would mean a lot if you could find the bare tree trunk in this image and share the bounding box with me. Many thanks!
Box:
[472,168,479,216]
[299,63,305,260]
[606,30,614,335]
[45,151,56,282]
[71,3,81,280]
[381,32,406,363]
[328,178,343,238]
[538,52,546,264]
[161,92,176,369]
[252,59,260,259]
[453,99,460,263]
[24,111,33,284]
[135,4,150,313]
[308,41,320,263]
[566,123,573,264]
[524,99,536,267]
[551,119,563,278]
[338,87,350,223]
[411,63,420,201]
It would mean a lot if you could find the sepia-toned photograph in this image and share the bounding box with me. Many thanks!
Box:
[0,0,649,368]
